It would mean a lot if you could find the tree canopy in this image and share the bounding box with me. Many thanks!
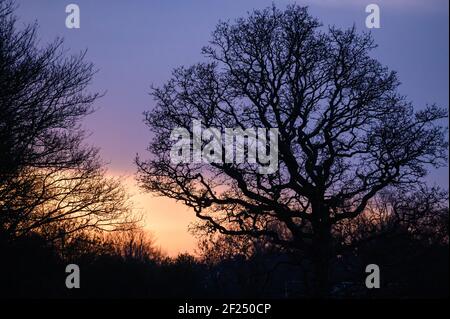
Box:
[137,5,448,295]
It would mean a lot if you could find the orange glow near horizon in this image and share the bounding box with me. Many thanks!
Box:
[113,173,198,257]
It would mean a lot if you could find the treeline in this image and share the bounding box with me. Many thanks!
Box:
[0,200,448,298]
[2,185,448,298]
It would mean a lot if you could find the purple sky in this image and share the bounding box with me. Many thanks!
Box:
[13,0,449,254]
[15,0,449,182]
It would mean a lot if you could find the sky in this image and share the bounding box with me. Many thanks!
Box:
[14,0,449,256]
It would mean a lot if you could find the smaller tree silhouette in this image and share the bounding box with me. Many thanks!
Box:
[0,0,135,242]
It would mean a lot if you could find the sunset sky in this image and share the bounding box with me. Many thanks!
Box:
[15,0,449,256]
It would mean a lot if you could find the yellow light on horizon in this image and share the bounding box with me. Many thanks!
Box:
[108,172,198,257]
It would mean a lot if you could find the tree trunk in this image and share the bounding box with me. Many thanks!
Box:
[311,233,331,298]
[311,203,332,297]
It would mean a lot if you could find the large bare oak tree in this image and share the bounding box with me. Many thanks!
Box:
[137,5,448,295]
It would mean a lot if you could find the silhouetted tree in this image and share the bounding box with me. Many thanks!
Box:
[332,186,449,297]
[137,5,448,296]
[334,186,449,250]
[0,0,135,242]
[107,229,162,262]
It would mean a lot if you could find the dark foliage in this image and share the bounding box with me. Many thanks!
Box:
[0,222,447,298]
